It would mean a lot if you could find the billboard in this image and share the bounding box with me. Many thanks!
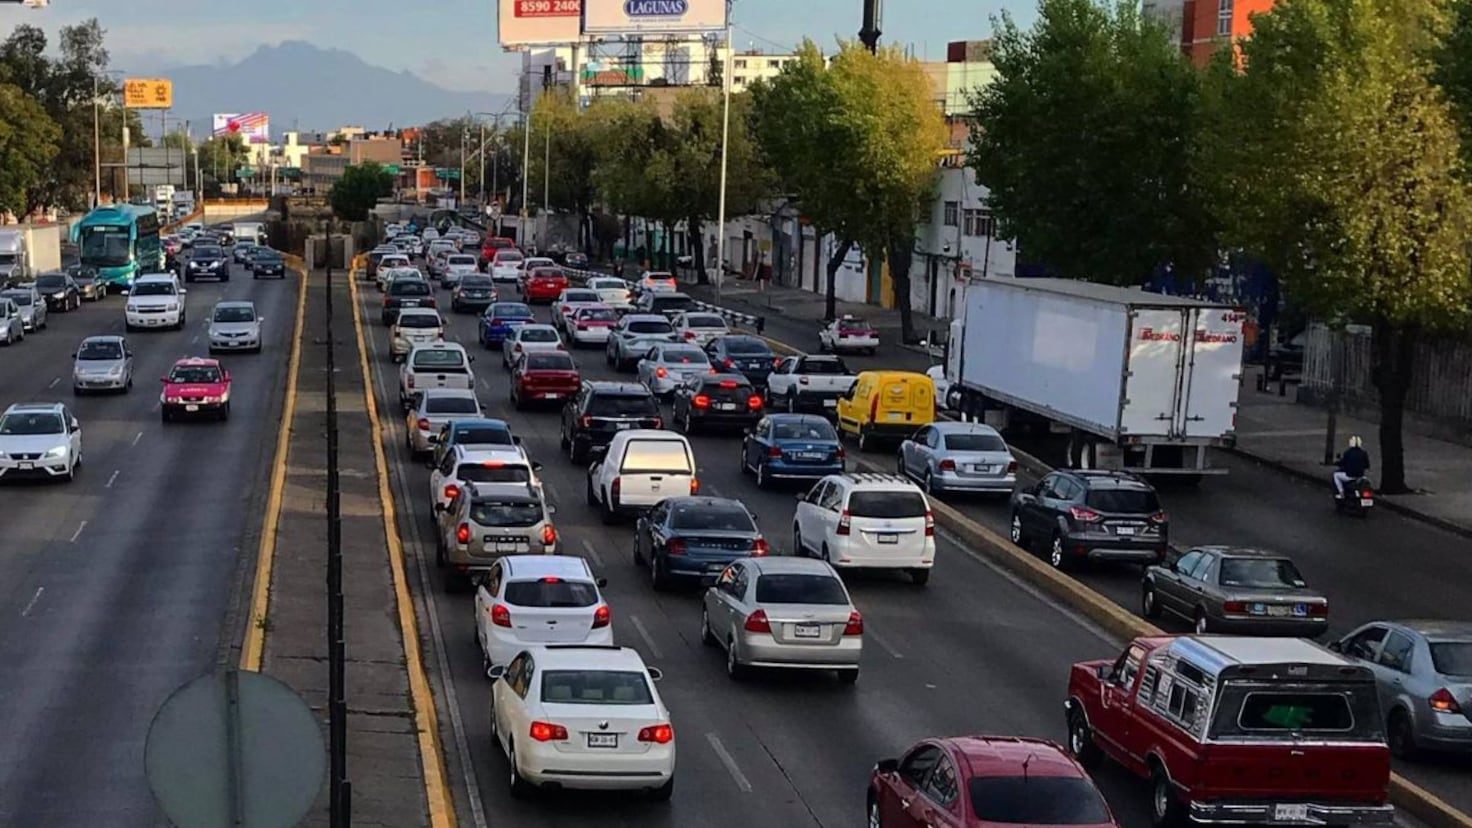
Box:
[499,0,583,47]
[582,0,728,35]
[212,113,270,144]
[123,78,173,109]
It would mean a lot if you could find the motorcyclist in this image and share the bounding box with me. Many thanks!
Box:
[1334,435,1371,498]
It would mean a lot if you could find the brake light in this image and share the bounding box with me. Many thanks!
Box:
[1007,460,1018,473]
[610,477,621,502]
[541,577,562,583]
[443,484,460,501]
[481,460,505,468]
[938,459,956,472]
[577,321,588,330]
[719,380,738,388]
[666,538,687,556]
[1307,602,1329,617]
[416,418,430,431]
[1223,600,1248,613]
[684,331,697,340]
[747,395,763,409]
[1431,688,1462,713]
[491,603,512,627]
[1069,505,1102,523]
[752,537,770,556]
[406,375,416,389]
[456,523,470,544]
[1150,510,1168,523]
[925,511,935,537]
[744,609,771,633]
[592,604,611,629]
[768,445,783,458]
[581,415,592,428]
[638,724,674,744]
[425,297,436,308]
[561,305,571,315]
[689,478,700,495]
[837,509,851,536]
[656,366,668,378]
[529,721,568,742]
[843,611,864,635]
[693,394,711,409]
[541,524,558,545]
[724,358,735,369]
[653,416,664,428]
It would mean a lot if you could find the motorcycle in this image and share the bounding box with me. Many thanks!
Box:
[1334,476,1375,517]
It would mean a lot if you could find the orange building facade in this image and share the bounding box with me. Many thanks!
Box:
[1146,0,1276,65]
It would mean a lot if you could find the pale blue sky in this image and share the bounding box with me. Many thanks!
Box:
[0,0,1036,93]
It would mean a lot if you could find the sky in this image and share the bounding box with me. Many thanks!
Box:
[0,0,1037,94]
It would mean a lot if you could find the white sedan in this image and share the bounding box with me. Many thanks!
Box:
[817,315,879,355]
[552,288,605,332]
[474,556,612,669]
[500,323,564,368]
[566,305,619,347]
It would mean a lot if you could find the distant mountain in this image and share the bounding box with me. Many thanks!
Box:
[162,41,514,135]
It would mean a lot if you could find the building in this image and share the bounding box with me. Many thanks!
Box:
[1145,0,1275,65]
[519,40,803,110]
[303,136,404,191]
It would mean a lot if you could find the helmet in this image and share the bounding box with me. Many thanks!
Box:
[1348,435,1363,448]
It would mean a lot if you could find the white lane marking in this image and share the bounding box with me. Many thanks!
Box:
[705,732,753,793]
[580,538,604,568]
[151,401,160,412]
[105,469,119,488]
[190,335,199,344]
[865,626,904,660]
[48,377,60,388]
[629,614,664,660]
[20,587,44,617]
[69,521,87,543]
[132,430,143,446]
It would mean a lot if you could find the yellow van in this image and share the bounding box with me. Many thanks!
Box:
[836,370,935,451]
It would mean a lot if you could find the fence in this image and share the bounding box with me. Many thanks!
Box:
[1302,324,1472,431]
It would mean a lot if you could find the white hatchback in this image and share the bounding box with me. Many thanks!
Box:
[474,556,612,669]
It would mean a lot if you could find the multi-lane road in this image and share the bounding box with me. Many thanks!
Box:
[0,237,298,826]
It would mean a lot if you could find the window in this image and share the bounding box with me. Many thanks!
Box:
[1219,558,1307,589]
[962,208,994,238]
[848,491,928,519]
[754,573,849,605]
[1114,644,1145,689]
[1083,487,1160,513]
[942,201,960,227]
[587,394,658,417]
[1217,0,1234,35]
[454,425,513,447]
[669,502,755,532]
[943,432,1008,452]
[540,670,653,705]
[1239,692,1355,732]
[425,396,480,415]
[969,776,1111,825]
[620,439,693,473]
[504,579,598,608]
[1430,642,1472,675]
[898,745,942,788]
[1378,631,1415,673]
[468,499,542,527]
[1166,681,1202,730]
[1343,626,1388,661]
[734,59,748,69]
[922,756,959,805]
[458,464,532,485]
[0,412,63,435]
[1138,665,1161,706]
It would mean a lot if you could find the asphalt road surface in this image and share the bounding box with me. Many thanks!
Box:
[0,248,298,826]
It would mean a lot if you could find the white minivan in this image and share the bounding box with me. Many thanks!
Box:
[792,472,936,585]
[586,430,698,524]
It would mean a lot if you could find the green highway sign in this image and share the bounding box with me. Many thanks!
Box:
[384,164,401,175]
[236,167,256,178]
[435,167,461,180]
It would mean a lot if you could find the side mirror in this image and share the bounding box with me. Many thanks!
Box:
[160,377,169,383]
[257,317,265,324]
[545,504,558,516]
[223,372,231,382]
[595,577,609,588]
[1097,664,1115,682]
[646,667,663,682]
[468,355,475,362]
[433,503,445,514]
[532,461,543,472]
[512,435,523,444]
[874,758,899,775]
[71,353,77,359]
[70,420,80,432]
[796,492,807,502]
[178,288,188,295]
[428,434,440,444]
[487,664,506,681]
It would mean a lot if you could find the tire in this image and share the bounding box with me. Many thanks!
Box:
[1388,709,1420,760]
[923,470,938,496]
[648,776,674,803]
[725,637,748,681]
[585,475,599,507]
[701,608,717,646]
[868,798,883,828]
[836,668,859,685]
[220,402,230,421]
[857,428,871,453]
[508,744,535,799]
[755,460,770,489]
[1068,709,1103,768]
[786,392,797,414]
[569,438,588,465]
[1142,583,1163,619]
[600,493,618,525]
[909,568,930,586]
[1049,534,1069,570]
[1194,609,1210,634]
[1009,512,1026,547]
[560,426,571,451]
[793,528,805,557]
[650,555,669,591]
[681,409,697,435]
[1150,764,1184,828]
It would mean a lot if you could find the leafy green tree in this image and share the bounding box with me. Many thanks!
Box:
[1206,0,1472,493]
[0,83,60,215]
[197,135,249,191]
[330,162,395,222]
[967,0,1217,286]
[527,89,599,249]
[1434,0,1472,163]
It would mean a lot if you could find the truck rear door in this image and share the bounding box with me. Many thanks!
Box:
[1120,308,1190,439]
[1181,308,1244,439]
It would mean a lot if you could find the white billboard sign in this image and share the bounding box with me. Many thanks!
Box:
[582,0,729,35]
[498,0,584,47]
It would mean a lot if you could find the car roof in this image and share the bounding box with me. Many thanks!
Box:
[767,413,836,428]
[80,334,125,344]
[526,645,649,672]
[1064,469,1153,490]
[622,314,669,323]
[450,417,510,431]
[420,387,477,401]
[747,556,841,577]
[586,381,650,395]
[944,736,1083,779]
[932,421,1003,438]
[213,300,256,310]
[397,307,441,317]
[456,445,527,463]
[716,334,766,345]
[611,429,686,445]
[1169,635,1349,672]
[658,496,748,511]
[135,273,178,283]
[5,402,64,414]
[1190,546,1292,561]
[831,472,922,491]
[1383,620,1472,642]
[501,555,595,582]
[515,324,558,332]
[409,342,466,353]
[172,356,221,368]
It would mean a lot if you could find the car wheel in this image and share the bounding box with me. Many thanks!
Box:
[857,428,871,453]
[755,460,770,489]
[868,797,883,828]
[1150,764,1184,828]
[1194,609,1210,634]
[600,493,618,525]
[820,543,831,563]
[606,349,615,367]
[650,555,668,591]
[73,386,83,397]
[701,608,717,646]
[786,392,797,414]
[508,743,534,799]
[560,425,571,451]
[1009,512,1026,547]
[434,534,447,569]
[1388,709,1420,760]
[648,776,674,803]
[726,637,748,680]
[923,470,938,496]
[681,410,696,434]
[1142,584,1162,619]
[837,668,859,685]
[909,569,930,586]
[1049,534,1069,570]
[569,438,588,464]
[793,527,805,557]
[1068,709,1103,767]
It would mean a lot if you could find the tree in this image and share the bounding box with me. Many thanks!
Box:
[330,162,395,222]
[1435,0,1472,163]
[197,135,249,191]
[527,90,599,248]
[0,83,60,215]
[967,0,1218,286]
[1205,0,1472,493]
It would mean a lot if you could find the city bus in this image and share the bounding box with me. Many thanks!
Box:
[70,204,163,292]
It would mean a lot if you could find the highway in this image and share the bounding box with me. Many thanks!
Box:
[0,249,298,826]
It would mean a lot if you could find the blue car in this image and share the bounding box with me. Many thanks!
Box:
[633,496,768,590]
[479,302,535,348]
[739,414,845,488]
[430,418,521,467]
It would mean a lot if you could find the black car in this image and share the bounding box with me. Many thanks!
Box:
[251,249,286,279]
[450,275,497,313]
[185,245,229,282]
[560,381,662,463]
[66,264,104,301]
[704,335,779,388]
[34,271,81,311]
[634,496,768,589]
[1008,469,1169,571]
[382,277,436,325]
[671,373,764,434]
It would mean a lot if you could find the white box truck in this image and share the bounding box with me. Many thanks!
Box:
[944,278,1244,478]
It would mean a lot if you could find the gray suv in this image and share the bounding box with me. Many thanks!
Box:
[433,481,557,588]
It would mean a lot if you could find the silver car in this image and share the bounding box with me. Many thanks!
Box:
[72,335,134,394]
[1142,546,1330,637]
[0,287,45,332]
[0,298,23,345]
[1331,620,1472,758]
[606,314,678,371]
[208,301,264,353]
[897,422,1018,494]
[636,343,715,398]
[406,387,484,458]
[703,556,862,684]
[443,254,479,288]
[500,324,563,369]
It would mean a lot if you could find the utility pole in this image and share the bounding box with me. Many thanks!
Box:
[859,0,883,53]
[520,111,532,247]
[92,75,101,206]
[459,127,467,204]
[714,24,734,302]
[479,119,487,203]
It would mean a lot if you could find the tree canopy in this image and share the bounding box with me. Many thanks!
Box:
[0,83,60,215]
[330,162,395,222]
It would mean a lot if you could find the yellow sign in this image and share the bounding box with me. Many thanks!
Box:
[123,78,173,109]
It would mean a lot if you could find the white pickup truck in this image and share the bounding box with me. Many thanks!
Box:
[764,354,858,415]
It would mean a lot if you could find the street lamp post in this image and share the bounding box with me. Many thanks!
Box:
[713,25,735,302]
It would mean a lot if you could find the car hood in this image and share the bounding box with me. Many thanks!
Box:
[210,322,259,336]
[130,295,178,307]
[75,358,127,374]
[14,305,35,320]
[0,434,68,453]
[164,382,228,396]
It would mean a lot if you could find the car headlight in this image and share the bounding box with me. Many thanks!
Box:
[51,292,65,299]
[126,304,139,312]
[166,303,179,312]
[43,445,68,459]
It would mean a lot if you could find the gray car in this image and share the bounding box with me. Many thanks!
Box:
[406,387,484,458]
[72,335,134,394]
[208,301,264,353]
[1330,620,1472,758]
[1141,546,1330,637]
[0,298,24,345]
[636,343,714,398]
[0,287,46,332]
[606,314,678,371]
[897,421,1017,495]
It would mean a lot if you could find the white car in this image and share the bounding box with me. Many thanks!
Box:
[672,311,731,348]
[0,402,82,482]
[379,254,412,275]
[443,254,480,288]
[474,556,612,669]
[400,342,476,409]
[207,301,263,353]
[566,305,619,347]
[587,430,698,524]
[125,273,187,331]
[791,472,936,585]
[635,343,715,398]
[552,288,604,332]
[587,276,634,311]
[817,315,880,355]
[490,251,528,284]
[429,444,542,513]
[391,308,445,362]
[501,324,563,369]
[488,645,675,800]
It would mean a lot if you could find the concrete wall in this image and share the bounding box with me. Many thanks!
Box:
[203,200,271,221]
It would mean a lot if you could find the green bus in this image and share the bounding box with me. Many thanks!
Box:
[71,204,163,292]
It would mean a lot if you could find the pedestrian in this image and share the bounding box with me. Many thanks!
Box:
[758,257,773,292]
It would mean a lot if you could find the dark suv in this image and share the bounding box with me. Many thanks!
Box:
[560,381,663,463]
[704,335,779,389]
[1008,470,1168,571]
[382,277,436,325]
[671,373,763,433]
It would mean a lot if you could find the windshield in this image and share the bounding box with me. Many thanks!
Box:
[78,340,123,360]
[425,396,480,415]
[2,292,33,306]
[504,579,598,608]
[1219,558,1306,588]
[540,670,653,705]
[848,491,928,519]
[132,282,177,297]
[397,313,442,329]
[36,275,65,291]
[412,350,466,369]
[0,253,15,266]
[255,250,282,261]
[621,439,692,473]
[468,498,541,526]
[452,425,514,446]
[685,315,727,329]
[754,573,849,605]
[588,395,658,417]
[213,306,256,323]
[194,246,224,258]
[669,502,755,532]
[491,304,534,320]
[1084,488,1160,513]
[530,269,564,280]
[629,320,674,335]
[774,420,837,441]
[1430,643,1472,676]
[460,276,493,289]
[525,353,575,371]
[968,777,1111,825]
[170,366,222,383]
[724,338,773,356]
[392,281,431,297]
[0,412,63,435]
[79,226,132,267]
[944,432,1008,452]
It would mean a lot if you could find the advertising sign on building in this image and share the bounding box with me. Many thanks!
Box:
[498,0,583,47]
[212,113,271,144]
[581,0,728,35]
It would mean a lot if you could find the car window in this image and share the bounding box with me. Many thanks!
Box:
[1172,550,1204,577]
[1084,487,1160,513]
[213,306,256,323]
[754,573,848,605]
[577,308,618,322]
[773,420,836,441]
[524,353,575,371]
[620,439,692,474]
[1218,558,1307,589]
[943,432,1008,452]
[448,255,476,266]
[1185,553,1215,582]
[460,276,494,289]
[424,396,480,415]
[540,670,653,705]
[468,498,542,526]
[564,291,600,302]
[816,483,844,510]
[397,313,442,329]
[898,745,942,789]
[412,350,466,369]
[1343,626,1389,660]
[491,304,534,320]
[392,281,432,296]
[458,464,532,485]
[1040,475,1068,499]
[628,320,674,335]
[1238,691,1355,732]
[685,314,727,329]
[1378,631,1415,672]
[847,491,927,519]
[3,292,33,306]
[170,366,222,383]
[454,424,513,446]
[517,328,559,343]
[969,776,1111,825]
[668,502,755,532]
[723,338,773,356]
[486,563,504,598]
[1430,642,1472,675]
[78,340,123,360]
[587,393,658,417]
[0,412,64,435]
[504,579,598,608]
[660,347,708,363]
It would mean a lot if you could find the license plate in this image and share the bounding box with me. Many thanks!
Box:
[539,392,562,399]
[185,404,199,412]
[1360,498,1373,507]
[587,733,618,749]
[18,462,33,470]
[970,464,992,473]
[402,300,419,306]
[1115,526,1136,536]
[1267,605,1292,617]
[616,423,632,430]
[877,534,899,545]
[796,452,824,460]
[718,403,737,411]
[494,540,520,553]
[707,563,725,572]
[1274,804,1309,822]
[823,398,837,407]
[793,624,822,639]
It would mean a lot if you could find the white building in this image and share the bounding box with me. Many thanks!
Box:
[519,41,803,109]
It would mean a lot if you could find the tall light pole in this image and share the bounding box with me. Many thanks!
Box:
[520,108,533,247]
[713,24,735,302]
[93,69,126,204]
[459,125,468,204]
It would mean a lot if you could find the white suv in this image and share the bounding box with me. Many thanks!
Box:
[791,473,936,585]
[125,273,187,331]
[474,556,612,669]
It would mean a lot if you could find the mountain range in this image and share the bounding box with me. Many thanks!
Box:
[160,41,515,136]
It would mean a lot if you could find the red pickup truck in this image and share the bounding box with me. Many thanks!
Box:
[1065,635,1395,828]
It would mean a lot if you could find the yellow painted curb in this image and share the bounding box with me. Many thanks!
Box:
[239,262,310,671]
[346,273,459,828]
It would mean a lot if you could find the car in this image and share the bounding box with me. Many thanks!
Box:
[34,271,82,312]
[635,343,715,399]
[406,387,484,458]
[431,417,524,468]
[818,314,879,354]
[587,430,698,524]
[390,308,445,363]
[1143,547,1330,636]
[792,473,936,585]
[635,496,768,589]
[868,735,1117,828]
[215,224,237,245]
[480,236,518,261]
[563,251,589,269]
[450,274,497,313]
[442,254,479,289]
[429,441,542,512]
[232,242,258,264]
[474,556,612,670]
[634,291,697,321]
[479,302,535,348]
[399,342,475,410]
[0,298,23,345]
[365,245,399,281]
[378,265,423,294]
[740,414,845,488]
[488,249,526,285]
[72,335,134,394]
[67,264,105,301]
[671,374,764,434]
[251,248,287,279]
[836,370,936,452]
[551,288,603,332]
[560,381,663,463]
[435,481,557,582]
[382,276,436,325]
[606,314,678,371]
[0,402,83,481]
[0,285,45,331]
[207,301,264,354]
[379,253,413,276]
[125,273,188,331]
[501,324,564,369]
[1330,620,1472,758]
[514,256,557,282]
[1009,469,1169,571]
[521,266,569,304]
[671,311,730,348]
[160,357,232,422]
[634,271,678,296]
[487,645,674,799]
[398,235,424,257]
[510,350,581,410]
[898,422,1018,495]
[565,305,619,348]
[765,355,857,414]
[587,276,634,311]
[184,244,229,282]
[703,335,780,389]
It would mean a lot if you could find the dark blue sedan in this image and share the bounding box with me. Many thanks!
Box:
[740,414,845,488]
[430,417,519,467]
[478,302,535,348]
[634,497,768,590]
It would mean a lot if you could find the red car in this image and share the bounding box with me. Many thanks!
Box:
[480,236,518,261]
[868,735,1116,828]
[510,350,580,410]
[160,357,233,422]
[521,266,569,304]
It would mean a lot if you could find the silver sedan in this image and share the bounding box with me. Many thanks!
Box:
[208,301,263,353]
[72,335,134,394]
[1331,620,1472,758]
[636,343,714,398]
[702,556,862,684]
[405,388,484,457]
[897,421,1017,494]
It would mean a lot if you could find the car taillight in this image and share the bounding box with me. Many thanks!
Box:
[638,724,674,744]
[456,523,470,544]
[491,603,512,627]
[1007,460,1018,473]
[666,538,687,556]
[541,525,558,545]
[843,611,864,636]
[529,721,568,742]
[443,484,460,501]
[938,459,956,472]
[1069,505,1102,522]
[837,509,851,536]
[656,366,668,378]
[689,478,700,495]
[744,609,771,633]
[747,395,763,409]
[561,305,571,315]
[406,375,416,388]
[751,537,770,556]
[768,445,783,457]
[652,416,664,428]
[417,418,430,431]
[1430,688,1462,713]
[693,394,711,409]
[1149,510,1168,523]
[1222,600,1250,614]
[577,321,588,330]
[925,511,935,537]
[724,358,735,368]
[591,604,611,629]
[774,358,783,368]
[610,476,621,502]
[581,415,593,428]
[684,331,697,340]
[425,297,436,307]
[1307,602,1329,617]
